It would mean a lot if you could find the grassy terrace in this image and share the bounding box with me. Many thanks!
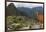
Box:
[6,16,42,31]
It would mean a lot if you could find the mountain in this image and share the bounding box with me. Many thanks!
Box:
[6,3,17,16]
[32,7,43,14]
[6,3,43,18]
[17,7,33,17]
[31,7,43,18]
[17,7,43,17]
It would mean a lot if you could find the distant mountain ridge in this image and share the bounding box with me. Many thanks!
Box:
[17,7,43,17]
[6,3,43,18]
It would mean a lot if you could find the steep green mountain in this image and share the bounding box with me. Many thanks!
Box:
[6,3,17,16]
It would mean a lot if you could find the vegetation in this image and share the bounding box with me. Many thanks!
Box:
[6,3,44,31]
[7,16,38,30]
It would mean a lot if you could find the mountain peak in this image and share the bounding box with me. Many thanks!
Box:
[8,3,15,7]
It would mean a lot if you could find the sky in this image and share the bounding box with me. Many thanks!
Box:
[9,0,44,2]
[7,2,43,8]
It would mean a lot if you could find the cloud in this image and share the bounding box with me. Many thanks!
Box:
[7,2,43,8]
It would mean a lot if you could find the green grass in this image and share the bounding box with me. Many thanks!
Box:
[6,16,39,30]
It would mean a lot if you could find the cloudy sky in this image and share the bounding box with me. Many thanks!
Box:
[9,0,44,2]
[7,2,43,8]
